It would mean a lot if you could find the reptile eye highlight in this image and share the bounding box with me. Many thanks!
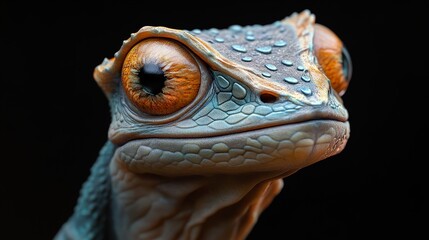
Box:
[314,24,352,96]
[122,38,201,115]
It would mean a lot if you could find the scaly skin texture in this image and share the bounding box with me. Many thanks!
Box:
[55,10,351,240]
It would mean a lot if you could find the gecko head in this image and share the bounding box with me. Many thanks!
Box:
[93,10,351,177]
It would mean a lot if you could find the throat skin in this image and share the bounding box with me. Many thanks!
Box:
[109,158,289,240]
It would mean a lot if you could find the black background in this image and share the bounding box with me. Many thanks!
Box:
[2,1,427,239]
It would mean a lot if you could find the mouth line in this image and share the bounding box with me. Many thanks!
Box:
[184,115,347,140]
[115,106,348,147]
[179,117,346,140]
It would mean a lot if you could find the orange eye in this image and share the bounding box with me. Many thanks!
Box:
[121,38,201,115]
[314,24,352,96]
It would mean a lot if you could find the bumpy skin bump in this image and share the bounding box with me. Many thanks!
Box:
[55,10,351,240]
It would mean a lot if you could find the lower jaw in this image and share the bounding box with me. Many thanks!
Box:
[116,120,350,177]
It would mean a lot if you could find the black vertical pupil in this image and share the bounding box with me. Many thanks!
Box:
[138,63,166,95]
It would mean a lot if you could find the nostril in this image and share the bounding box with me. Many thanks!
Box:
[259,92,279,103]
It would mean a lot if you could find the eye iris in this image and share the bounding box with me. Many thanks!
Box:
[139,63,166,96]
[121,38,201,115]
[313,24,351,96]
